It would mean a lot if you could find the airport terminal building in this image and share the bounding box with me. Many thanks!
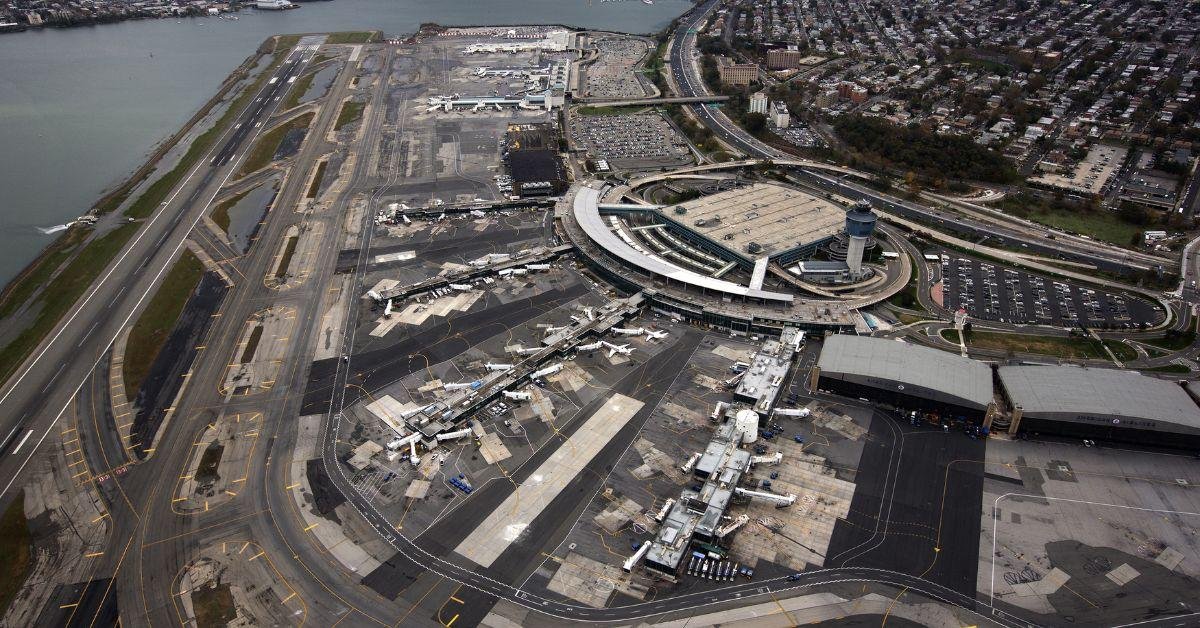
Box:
[812,335,995,421]
[999,365,1200,448]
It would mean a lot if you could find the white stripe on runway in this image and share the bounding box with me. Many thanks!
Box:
[10,430,33,456]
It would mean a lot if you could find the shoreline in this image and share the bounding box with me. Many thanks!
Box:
[0,37,275,311]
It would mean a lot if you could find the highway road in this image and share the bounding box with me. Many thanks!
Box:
[0,41,320,497]
[4,19,1197,628]
[662,5,1173,280]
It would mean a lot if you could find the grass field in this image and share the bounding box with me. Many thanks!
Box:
[335,101,366,131]
[196,443,224,485]
[123,250,205,399]
[237,112,314,178]
[1024,207,1142,247]
[993,195,1144,246]
[1140,329,1197,352]
[307,161,328,199]
[964,330,1108,359]
[1102,339,1138,362]
[275,236,299,280]
[325,31,380,45]
[211,190,250,233]
[0,226,88,318]
[1144,363,1192,374]
[192,583,236,628]
[0,491,31,618]
[0,222,139,384]
[281,70,316,111]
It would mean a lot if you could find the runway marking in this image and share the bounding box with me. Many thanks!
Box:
[92,513,109,523]
[0,41,314,503]
[282,592,297,603]
[78,321,100,346]
[9,430,34,455]
[41,363,66,393]
[303,523,319,532]
[285,482,300,489]
[59,604,79,609]
[84,552,104,558]
[248,551,265,561]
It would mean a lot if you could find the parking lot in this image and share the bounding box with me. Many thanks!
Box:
[581,35,653,99]
[937,252,1162,327]
[775,123,826,149]
[570,112,693,170]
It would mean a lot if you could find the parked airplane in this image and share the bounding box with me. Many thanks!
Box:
[602,342,633,357]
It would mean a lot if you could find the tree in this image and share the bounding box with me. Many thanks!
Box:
[744,112,767,136]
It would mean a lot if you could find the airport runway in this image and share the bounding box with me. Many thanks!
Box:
[0,40,321,503]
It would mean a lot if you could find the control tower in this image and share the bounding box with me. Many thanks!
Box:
[844,200,877,279]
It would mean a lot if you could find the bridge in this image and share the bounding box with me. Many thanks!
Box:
[576,95,730,107]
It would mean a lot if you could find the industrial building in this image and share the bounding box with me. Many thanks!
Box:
[998,365,1200,448]
[812,335,995,421]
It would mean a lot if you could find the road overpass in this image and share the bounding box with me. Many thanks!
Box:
[576,95,730,107]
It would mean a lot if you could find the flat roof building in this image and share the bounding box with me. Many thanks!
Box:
[814,335,994,420]
[657,183,845,265]
[717,58,758,86]
[733,327,802,413]
[999,365,1200,447]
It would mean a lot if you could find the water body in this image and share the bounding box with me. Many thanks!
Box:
[298,63,339,105]
[0,0,690,287]
[225,176,280,253]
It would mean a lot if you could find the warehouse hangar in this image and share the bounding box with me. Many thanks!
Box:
[999,365,1200,448]
[813,335,994,421]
